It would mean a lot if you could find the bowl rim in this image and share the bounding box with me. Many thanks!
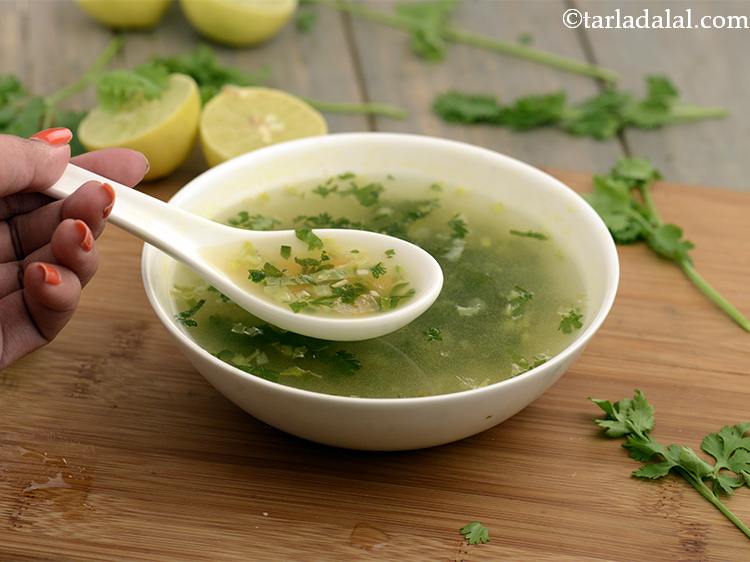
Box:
[141,132,619,405]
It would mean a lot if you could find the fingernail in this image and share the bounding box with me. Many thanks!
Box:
[29,127,73,146]
[74,220,94,252]
[38,264,61,286]
[101,183,115,218]
[141,153,151,176]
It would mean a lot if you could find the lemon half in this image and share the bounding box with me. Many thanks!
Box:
[180,0,297,47]
[76,0,172,29]
[199,86,327,168]
[79,74,201,180]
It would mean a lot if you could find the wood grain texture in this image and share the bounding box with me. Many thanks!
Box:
[1,170,749,562]
[347,0,624,173]
[575,0,750,190]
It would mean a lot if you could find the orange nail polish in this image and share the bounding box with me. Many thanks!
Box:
[38,264,61,286]
[102,183,115,218]
[29,127,73,146]
[74,220,93,252]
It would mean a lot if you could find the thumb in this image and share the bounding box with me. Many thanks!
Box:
[0,128,72,197]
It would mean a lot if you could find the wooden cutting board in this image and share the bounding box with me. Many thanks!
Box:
[0,169,748,562]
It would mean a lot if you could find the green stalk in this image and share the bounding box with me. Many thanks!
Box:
[639,181,662,224]
[309,0,619,83]
[639,182,750,332]
[304,98,406,119]
[42,35,124,128]
[670,104,730,124]
[679,259,750,332]
[681,470,750,540]
[442,27,618,83]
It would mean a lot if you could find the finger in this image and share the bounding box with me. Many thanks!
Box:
[51,219,99,286]
[24,262,81,341]
[72,148,149,187]
[2,180,114,258]
[0,262,80,368]
[0,219,98,299]
[0,130,71,197]
[0,261,22,300]
[0,192,52,221]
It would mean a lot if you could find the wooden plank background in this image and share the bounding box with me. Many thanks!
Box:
[1,1,750,561]
[0,0,747,188]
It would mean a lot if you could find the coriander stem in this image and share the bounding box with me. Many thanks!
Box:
[441,27,619,83]
[681,470,750,540]
[304,98,407,119]
[309,0,619,82]
[638,183,662,225]
[41,36,124,128]
[678,259,750,332]
[670,104,730,123]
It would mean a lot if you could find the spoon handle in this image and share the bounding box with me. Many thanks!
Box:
[46,164,209,263]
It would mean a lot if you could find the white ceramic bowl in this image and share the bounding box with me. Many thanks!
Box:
[142,133,619,450]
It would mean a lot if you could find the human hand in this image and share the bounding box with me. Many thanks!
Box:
[0,127,149,369]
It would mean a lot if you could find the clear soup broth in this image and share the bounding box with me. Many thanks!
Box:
[171,173,586,398]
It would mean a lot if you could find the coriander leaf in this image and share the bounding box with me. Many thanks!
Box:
[425,327,442,341]
[249,270,266,283]
[174,299,206,328]
[448,214,468,239]
[395,0,458,62]
[590,389,654,439]
[632,460,676,479]
[499,91,566,131]
[561,89,630,139]
[510,229,548,241]
[154,45,269,104]
[370,262,387,279]
[505,285,533,320]
[289,301,308,313]
[385,249,396,258]
[227,211,281,231]
[295,228,324,251]
[332,350,362,374]
[701,424,750,494]
[296,8,317,32]
[612,157,662,184]
[342,182,384,207]
[459,521,489,545]
[585,175,645,244]
[558,308,583,334]
[96,62,170,111]
[0,95,45,137]
[647,224,694,263]
[312,182,338,197]
[623,434,668,462]
[678,446,714,479]
[432,91,503,124]
[0,75,26,105]
[280,245,292,259]
[263,262,284,277]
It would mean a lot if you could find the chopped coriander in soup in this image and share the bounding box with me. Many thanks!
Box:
[202,229,414,317]
[172,173,586,398]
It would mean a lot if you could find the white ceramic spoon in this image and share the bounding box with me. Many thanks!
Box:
[46,164,443,341]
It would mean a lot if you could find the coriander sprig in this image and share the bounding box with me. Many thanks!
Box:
[306,0,618,82]
[433,76,728,139]
[587,158,749,332]
[0,36,123,151]
[95,44,407,120]
[592,390,750,540]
